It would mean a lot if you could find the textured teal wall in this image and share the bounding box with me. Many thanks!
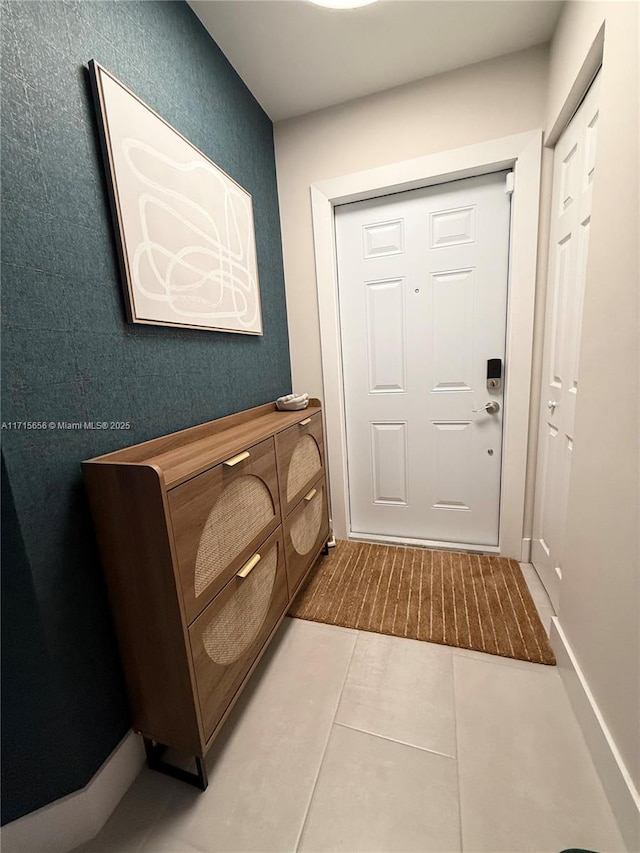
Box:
[0,0,291,823]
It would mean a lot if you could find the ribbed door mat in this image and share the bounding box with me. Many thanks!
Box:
[289,540,556,665]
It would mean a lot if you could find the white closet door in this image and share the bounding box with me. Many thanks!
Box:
[532,73,601,609]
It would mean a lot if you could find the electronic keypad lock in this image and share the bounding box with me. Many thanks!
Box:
[487,358,502,391]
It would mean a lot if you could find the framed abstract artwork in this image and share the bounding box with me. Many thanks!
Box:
[89,60,263,335]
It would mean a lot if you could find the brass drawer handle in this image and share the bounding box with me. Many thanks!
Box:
[237,553,261,578]
[304,488,317,502]
[299,417,312,426]
[223,450,250,467]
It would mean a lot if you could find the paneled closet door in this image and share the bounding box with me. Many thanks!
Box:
[531,73,601,610]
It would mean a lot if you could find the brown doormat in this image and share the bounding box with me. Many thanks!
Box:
[289,540,555,665]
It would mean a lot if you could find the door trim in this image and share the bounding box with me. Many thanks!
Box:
[310,130,543,559]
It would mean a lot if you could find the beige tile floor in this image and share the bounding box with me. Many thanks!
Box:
[75,564,626,853]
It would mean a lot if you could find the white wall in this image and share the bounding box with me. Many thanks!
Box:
[546,0,639,802]
[274,45,549,399]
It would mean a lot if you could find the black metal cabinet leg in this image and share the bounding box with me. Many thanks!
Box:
[323,541,330,555]
[143,737,208,790]
[195,756,208,790]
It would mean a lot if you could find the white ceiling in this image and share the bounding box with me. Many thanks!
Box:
[188,0,563,121]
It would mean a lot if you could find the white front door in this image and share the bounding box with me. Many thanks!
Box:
[531,74,601,609]
[335,172,512,547]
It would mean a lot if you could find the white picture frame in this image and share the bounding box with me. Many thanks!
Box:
[89,61,263,335]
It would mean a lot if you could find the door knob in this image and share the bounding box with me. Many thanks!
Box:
[548,400,558,410]
[473,401,500,415]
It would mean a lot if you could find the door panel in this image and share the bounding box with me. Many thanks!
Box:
[532,73,601,609]
[371,422,408,504]
[430,205,475,247]
[431,420,473,512]
[365,278,407,393]
[431,268,475,392]
[335,171,511,546]
[363,219,404,257]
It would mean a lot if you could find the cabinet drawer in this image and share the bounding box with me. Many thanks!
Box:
[168,438,280,624]
[275,413,325,516]
[189,527,288,741]
[283,476,329,597]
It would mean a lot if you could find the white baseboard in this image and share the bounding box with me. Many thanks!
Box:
[0,730,145,853]
[551,618,640,852]
[520,537,532,562]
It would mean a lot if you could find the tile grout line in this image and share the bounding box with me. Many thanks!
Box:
[332,721,457,761]
[451,647,552,671]
[452,654,465,853]
[292,629,360,853]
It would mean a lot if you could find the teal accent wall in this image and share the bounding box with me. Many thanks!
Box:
[0,0,291,823]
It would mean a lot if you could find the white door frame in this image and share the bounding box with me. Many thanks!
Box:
[311,130,542,559]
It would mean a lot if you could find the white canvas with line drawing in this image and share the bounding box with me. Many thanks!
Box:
[90,61,262,335]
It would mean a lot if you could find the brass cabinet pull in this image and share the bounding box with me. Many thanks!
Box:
[304,488,317,502]
[299,417,312,426]
[237,553,261,578]
[223,450,250,467]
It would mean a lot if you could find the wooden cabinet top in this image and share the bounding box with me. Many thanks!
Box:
[84,400,322,490]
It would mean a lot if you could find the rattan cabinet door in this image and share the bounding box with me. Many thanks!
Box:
[275,413,325,516]
[169,438,280,624]
[284,476,329,597]
[189,527,288,741]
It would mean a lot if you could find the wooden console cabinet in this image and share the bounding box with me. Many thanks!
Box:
[83,400,329,788]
